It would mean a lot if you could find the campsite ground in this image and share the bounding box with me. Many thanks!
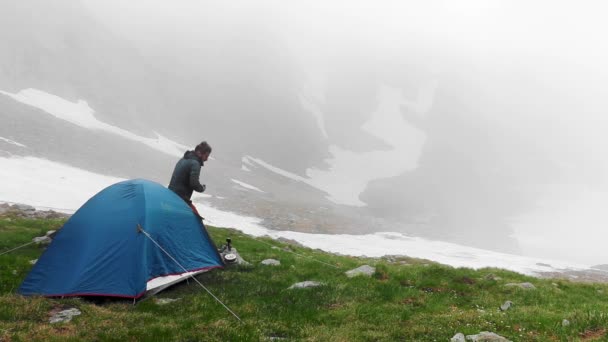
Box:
[2,215,608,341]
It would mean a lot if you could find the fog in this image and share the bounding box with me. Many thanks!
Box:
[4,1,608,265]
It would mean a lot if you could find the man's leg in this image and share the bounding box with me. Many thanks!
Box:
[187,200,204,221]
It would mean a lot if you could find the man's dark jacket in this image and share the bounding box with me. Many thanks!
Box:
[168,151,206,202]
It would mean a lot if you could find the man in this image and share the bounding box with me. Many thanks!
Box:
[168,141,211,219]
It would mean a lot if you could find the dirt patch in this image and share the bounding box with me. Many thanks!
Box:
[580,327,607,341]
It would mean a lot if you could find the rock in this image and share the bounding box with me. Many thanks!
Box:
[261,259,281,266]
[451,332,466,342]
[288,281,323,289]
[46,230,58,238]
[500,301,513,311]
[562,319,570,327]
[591,264,608,271]
[277,237,303,247]
[345,265,375,278]
[49,308,81,324]
[0,207,7,215]
[485,274,502,281]
[29,259,38,265]
[155,298,181,305]
[505,282,536,290]
[33,236,52,244]
[220,247,249,265]
[43,211,69,219]
[465,331,512,341]
[11,204,35,212]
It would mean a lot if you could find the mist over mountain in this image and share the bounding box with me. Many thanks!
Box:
[3,0,608,263]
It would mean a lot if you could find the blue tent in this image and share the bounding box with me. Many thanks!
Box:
[20,179,224,299]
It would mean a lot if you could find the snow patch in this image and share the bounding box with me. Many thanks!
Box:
[0,137,26,148]
[242,156,307,183]
[199,204,590,276]
[0,88,188,157]
[0,156,123,211]
[0,154,596,274]
[299,93,328,139]
[231,179,264,193]
[245,85,432,206]
[305,85,427,206]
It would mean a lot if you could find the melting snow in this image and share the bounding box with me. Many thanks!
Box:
[0,156,122,212]
[0,137,26,148]
[0,154,597,274]
[247,85,431,206]
[0,88,188,157]
[231,179,264,193]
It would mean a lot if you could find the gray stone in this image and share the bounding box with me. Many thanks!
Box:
[505,282,536,290]
[33,236,51,244]
[155,298,181,305]
[288,281,323,289]
[500,301,513,311]
[345,265,375,278]
[451,332,466,342]
[261,259,281,266]
[49,308,81,324]
[29,259,38,265]
[562,319,570,327]
[221,247,249,265]
[12,204,35,212]
[485,274,502,281]
[277,237,303,247]
[465,331,512,341]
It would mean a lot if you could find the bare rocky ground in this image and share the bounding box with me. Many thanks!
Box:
[537,268,608,284]
[0,203,71,219]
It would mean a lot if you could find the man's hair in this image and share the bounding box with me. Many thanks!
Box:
[195,141,212,154]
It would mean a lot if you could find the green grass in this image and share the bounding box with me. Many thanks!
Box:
[1,215,608,341]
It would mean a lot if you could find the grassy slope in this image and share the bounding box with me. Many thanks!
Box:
[1,216,608,341]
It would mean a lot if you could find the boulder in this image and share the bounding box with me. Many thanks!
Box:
[451,333,466,342]
[500,301,513,311]
[277,237,303,247]
[288,281,323,289]
[220,247,249,265]
[49,308,81,324]
[505,282,536,290]
[345,265,375,278]
[155,298,181,305]
[465,331,512,341]
[261,259,281,266]
[11,204,35,212]
[484,274,502,281]
[33,236,52,244]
